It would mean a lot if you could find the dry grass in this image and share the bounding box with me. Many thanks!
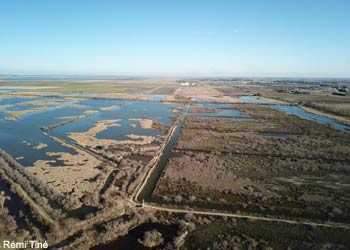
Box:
[154,103,350,221]
[129,118,153,129]
[306,102,350,117]
[29,137,113,206]
[33,143,48,150]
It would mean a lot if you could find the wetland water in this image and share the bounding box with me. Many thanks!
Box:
[239,96,350,131]
[273,105,350,131]
[51,100,178,142]
[190,103,253,121]
[0,96,180,167]
[1,95,348,195]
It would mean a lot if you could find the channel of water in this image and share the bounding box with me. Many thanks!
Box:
[136,106,189,202]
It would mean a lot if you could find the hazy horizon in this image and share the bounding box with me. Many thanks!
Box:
[1,74,350,81]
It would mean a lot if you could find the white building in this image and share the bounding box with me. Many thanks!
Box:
[180,82,197,86]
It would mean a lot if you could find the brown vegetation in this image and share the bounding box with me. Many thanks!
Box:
[154,104,350,222]
[305,102,350,117]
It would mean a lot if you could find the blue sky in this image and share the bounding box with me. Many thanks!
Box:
[0,0,349,77]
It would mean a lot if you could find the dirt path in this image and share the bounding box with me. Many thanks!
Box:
[142,203,350,230]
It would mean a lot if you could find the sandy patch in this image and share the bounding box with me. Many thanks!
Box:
[84,110,98,115]
[129,118,153,129]
[67,103,88,109]
[99,105,118,111]
[58,110,97,120]
[68,119,155,149]
[77,119,121,137]
[33,143,48,150]
[4,116,16,121]
[6,108,45,120]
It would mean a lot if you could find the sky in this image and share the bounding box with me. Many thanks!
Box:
[0,0,349,77]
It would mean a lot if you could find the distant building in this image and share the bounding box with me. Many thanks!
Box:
[180,82,197,86]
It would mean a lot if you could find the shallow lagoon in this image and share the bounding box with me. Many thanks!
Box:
[0,105,77,166]
[52,100,179,142]
[0,96,180,166]
[0,97,75,166]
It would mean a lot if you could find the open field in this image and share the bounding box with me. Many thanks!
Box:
[0,78,350,249]
[0,78,178,94]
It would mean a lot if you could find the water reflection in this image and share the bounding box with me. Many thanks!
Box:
[239,96,350,131]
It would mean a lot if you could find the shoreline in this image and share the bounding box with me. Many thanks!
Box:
[301,105,350,125]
